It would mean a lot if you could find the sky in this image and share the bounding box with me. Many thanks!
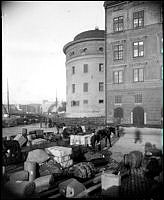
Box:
[2,1,105,105]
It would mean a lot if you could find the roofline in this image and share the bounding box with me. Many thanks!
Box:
[103,1,129,9]
[63,37,104,54]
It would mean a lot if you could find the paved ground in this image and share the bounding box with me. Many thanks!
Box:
[109,127,163,155]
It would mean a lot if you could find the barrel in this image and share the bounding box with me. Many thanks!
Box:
[124,151,143,169]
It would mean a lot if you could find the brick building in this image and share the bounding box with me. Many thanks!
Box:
[63,28,105,117]
[104,1,163,126]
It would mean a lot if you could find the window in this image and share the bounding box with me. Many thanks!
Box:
[161,65,163,80]
[133,41,144,57]
[135,94,142,103]
[133,10,144,28]
[81,48,87,54]
[115,96,122,104]
[71,101,79,106]
[72,66,75,74]
[83,100,88,104]
[99,47,104,52]
[99,63,104,72]
[113,70,123,84]
[72,84,75,93]
[133,68,144,82]
[99,82,104,91]
[113,16,123,32]
[83,83,88,92]
[69,51,74,57]
[99,100,104,104]
[83,64,88,73]
[113,44,123,60]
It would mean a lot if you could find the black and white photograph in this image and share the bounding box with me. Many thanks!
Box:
[2,1,163,199]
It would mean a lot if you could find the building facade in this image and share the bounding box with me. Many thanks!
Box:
[104,1,163,126]
[63,28,105,117]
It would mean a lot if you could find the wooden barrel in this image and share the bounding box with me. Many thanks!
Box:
[124,151,143,169]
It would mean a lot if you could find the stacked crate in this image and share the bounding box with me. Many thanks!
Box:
[45,146,73,168]
[70,134,93,146]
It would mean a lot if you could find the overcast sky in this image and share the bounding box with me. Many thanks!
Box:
[2,1,105,105]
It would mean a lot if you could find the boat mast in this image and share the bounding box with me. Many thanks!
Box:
[7,79,10,118]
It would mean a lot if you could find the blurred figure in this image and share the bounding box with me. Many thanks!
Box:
[134,128,142,143]
[45,117,47,128]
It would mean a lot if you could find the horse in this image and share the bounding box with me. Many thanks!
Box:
[90,126,116,150]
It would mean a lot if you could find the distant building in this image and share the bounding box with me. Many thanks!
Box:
[104,1,163,126]
[41,100,61,114]
[63,28,105,117]
[17,104,41,114]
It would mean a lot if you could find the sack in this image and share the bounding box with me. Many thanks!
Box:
[59,178,86,198]
[110,152,124,163]
[145,158,161,178]
[26,149,49,164]
[84,150,103,161]
[34,175,54,193]
[10,170,29,182]
[14,134,27,147]
[5,181,35,197]
[31,138,47,146]
[69,162,95,180]
[35,129,44,138]
[39,158,62,177]
[91,158,108,167]
[24,161,37,181]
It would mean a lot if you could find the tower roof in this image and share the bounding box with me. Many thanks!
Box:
[74,29,105,41]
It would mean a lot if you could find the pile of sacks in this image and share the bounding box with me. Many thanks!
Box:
[4,147,69,198]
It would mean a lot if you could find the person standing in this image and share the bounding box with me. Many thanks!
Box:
[134,128,142,143]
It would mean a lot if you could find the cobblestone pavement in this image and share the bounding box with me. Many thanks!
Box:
[109,127,163,154]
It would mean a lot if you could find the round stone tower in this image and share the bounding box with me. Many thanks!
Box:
[63,28,105,117]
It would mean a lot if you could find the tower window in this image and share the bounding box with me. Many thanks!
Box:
[72,84,75,93]
[99,82,104,92]
[83,82,88,92]
[99,63,104,72]
[83,64,88,73]
[99,47,104,52]
[83,100,88,104]
[72,66,75,74]
[99,100,104,104]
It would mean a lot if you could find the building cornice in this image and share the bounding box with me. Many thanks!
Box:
[103,1,129,9]
[63,38,104,54]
